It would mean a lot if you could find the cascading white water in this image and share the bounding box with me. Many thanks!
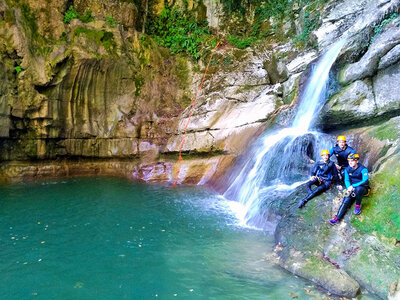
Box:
[223,40,346,229]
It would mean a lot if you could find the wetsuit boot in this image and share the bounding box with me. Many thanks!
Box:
[298,190,316,208]
[298,184,327,208]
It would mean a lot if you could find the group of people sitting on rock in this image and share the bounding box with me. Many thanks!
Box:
[297,135,371,225]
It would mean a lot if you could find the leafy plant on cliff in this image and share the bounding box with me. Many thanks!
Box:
[218,0,326,49]
[294,10,320,48]
[79,10,95,23]
[64,6,95,24]
[64,6,79,24]
[14,65,22,74]
[227,35,255,49]
[147,7,212,60]
[106,15,118,27]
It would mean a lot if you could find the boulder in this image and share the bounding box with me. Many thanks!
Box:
[373,60,400,116]
[278,249,360,298]
[319,79,376,129]
[340,24,400,85]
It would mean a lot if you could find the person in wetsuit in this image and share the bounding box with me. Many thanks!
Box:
[298,149,336,208]
[329,153,370,224]
[329,135,356,187]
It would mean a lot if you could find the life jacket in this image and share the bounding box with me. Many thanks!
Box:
[345,163,369,187]
[312,160,335,181]
[332,145,355,167]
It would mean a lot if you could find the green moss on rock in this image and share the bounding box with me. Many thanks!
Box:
[368,120,400,141]
[351,169,400,240]
[74,27,117,55]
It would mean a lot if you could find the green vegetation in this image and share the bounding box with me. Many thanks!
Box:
[106,15,118,27]
[369,13,400,45]
[218,0,325,49]
[74,27,117,55]
[147,7,213,60]
[368,120,399,141]
[134,75,144,96]
[79,10,95,23]
[64,6,79,24]
[4,8,16,25]
[351,169,400,240]
[223,56,232,67]
[175,56,189,89]
[294,11,320,47]
[20,4,51,56]
[14,65,22,74]
[64,6,95,24]
[21,4,39,39]
[227,35,255,49]
[370,13,399,45]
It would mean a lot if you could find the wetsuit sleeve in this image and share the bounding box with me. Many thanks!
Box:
[310,164,318,176]
[332,163,339,182]
[344,169,351,189]
[352,168,369,187]
[328,163,334,181]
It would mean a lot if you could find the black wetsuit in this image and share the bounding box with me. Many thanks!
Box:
[329,145,356,184]
[298,160,335,208]
[335,163,370,220]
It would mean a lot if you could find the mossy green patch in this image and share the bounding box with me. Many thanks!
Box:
[4,7,15,25]
[351,167,400,240]
[175,56,189,89]
[146,7,214,60]
[368,120,400,141]
[134,75,145,96]
[74,27,117,56]
[21,4,38,39]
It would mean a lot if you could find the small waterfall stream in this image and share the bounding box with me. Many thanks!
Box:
[223,40,346,229]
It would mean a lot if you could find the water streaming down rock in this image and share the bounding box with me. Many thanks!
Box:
[223,40,346,230]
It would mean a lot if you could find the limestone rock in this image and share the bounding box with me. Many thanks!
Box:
[319,79,376,129]
[389,279,400,300]
[373,60,400,116]
[378,44,400,70]
[74,0,138,28]
[278,250,360,298]
[314,0,399,59]
[340,24,400,85]
[263,54,289,84]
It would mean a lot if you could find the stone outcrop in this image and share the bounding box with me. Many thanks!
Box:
[274,116,400,299]
[319,10,400,130]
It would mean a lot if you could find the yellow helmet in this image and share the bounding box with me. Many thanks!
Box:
[347,153,359,161]
[337,135,347,142]
[320,149,330,156]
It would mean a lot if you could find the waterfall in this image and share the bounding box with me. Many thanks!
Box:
[223,40,346,230]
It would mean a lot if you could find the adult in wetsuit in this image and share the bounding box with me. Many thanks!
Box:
[298,149,336,208]
[329,153,370,224]
[329,135,356,187]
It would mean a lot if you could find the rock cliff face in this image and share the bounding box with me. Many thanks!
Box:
[1,0,400,298]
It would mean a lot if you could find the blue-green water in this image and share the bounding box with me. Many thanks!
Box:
[1,177,328,299]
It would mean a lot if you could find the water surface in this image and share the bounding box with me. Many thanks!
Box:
[1,177,335,299]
